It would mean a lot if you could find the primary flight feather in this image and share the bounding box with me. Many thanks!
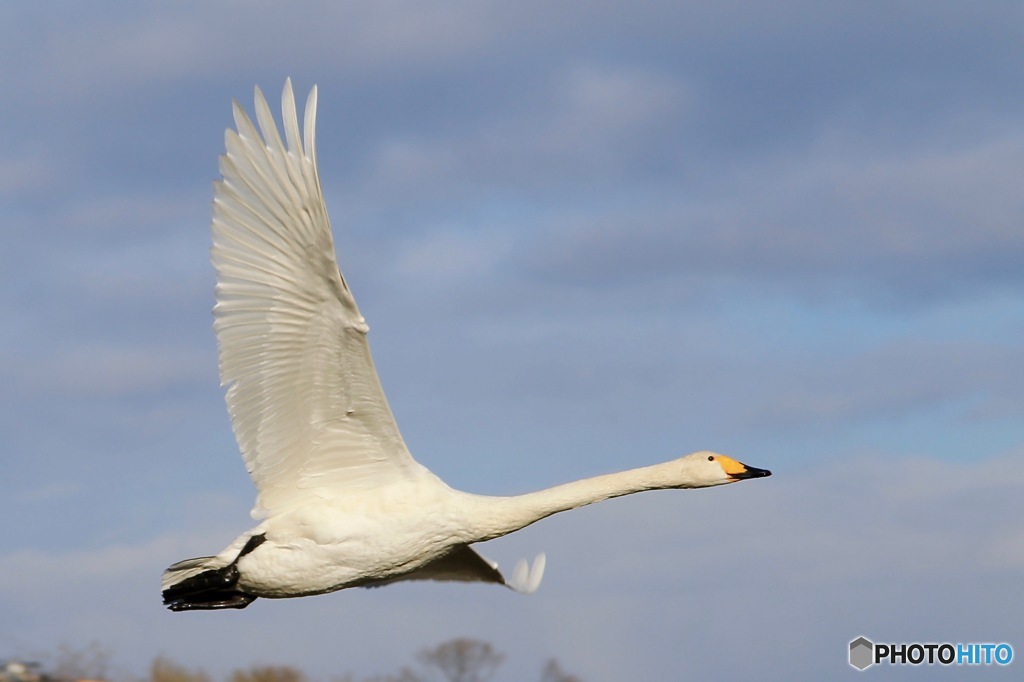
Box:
[161,80,771,611]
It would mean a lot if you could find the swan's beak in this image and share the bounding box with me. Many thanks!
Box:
[728,462,772,481]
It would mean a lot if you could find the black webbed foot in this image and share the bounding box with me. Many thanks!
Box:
[162,534,266,611]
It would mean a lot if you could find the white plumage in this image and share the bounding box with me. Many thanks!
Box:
[161,80,771,611]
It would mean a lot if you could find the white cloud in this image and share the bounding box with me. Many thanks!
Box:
[0,152,58,196]
[394,229,511,283]
[15,481,82,503]
[347,63,689,207]
[8,344,211,398]
[4,2,497,104]
[521,126,1024,303]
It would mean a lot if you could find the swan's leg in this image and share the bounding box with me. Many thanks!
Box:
[236,532,267,558]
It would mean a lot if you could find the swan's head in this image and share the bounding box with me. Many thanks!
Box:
[675,451,772,488]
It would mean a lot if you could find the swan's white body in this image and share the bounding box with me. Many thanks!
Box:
[161,81,771,611]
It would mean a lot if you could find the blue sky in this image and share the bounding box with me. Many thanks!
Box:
[2,2,1023,680]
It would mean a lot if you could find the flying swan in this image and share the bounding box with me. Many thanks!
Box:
[161,80,772,611]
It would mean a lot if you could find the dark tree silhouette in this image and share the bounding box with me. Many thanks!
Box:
[149,657,211,682]
[229,666,306,682]
[540,659,583,682]
[49,642,111,682]
[415,639,504,682]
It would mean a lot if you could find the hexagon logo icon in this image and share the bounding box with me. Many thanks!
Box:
[849,636,874,670]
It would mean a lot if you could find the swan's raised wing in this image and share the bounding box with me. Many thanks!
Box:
[211,80,425,518]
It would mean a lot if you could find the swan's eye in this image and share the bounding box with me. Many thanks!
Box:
[707,455,715,461]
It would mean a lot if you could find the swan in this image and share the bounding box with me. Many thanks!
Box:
[161,80,772,611]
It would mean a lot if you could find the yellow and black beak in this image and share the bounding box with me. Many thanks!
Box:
[717,455,772,481]
[728,463,772,480]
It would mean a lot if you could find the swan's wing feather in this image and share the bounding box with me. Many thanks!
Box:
[507,552,546,594]
[361,547,546,593]
[211,79,423,517]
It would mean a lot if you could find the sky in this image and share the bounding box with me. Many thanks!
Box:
[2,1,1023,680]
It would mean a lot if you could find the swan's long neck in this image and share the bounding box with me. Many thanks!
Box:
[459,461,681,543]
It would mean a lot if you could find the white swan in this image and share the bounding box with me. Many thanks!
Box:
[161,80,771,611]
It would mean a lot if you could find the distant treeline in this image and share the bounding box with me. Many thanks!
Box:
[8,639,582,682]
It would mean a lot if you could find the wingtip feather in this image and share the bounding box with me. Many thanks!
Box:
[508,552,546,594]
[303,84,318,163]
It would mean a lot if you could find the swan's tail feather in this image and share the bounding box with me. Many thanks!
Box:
[161,556,222,590]
[506,552,546,594]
